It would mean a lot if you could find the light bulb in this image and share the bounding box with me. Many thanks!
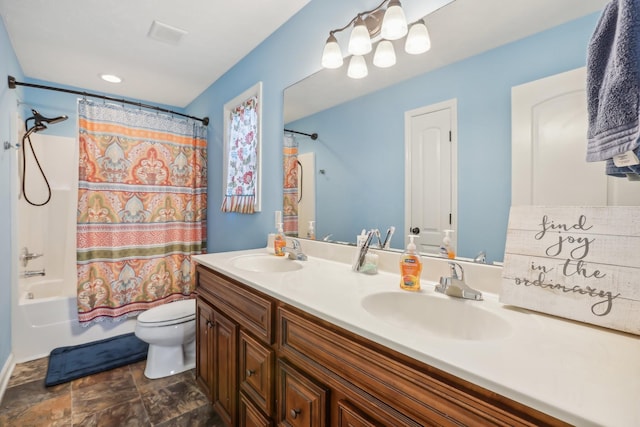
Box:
[373,40,396,68]
[381,0,408,40]
[348,16,372,56]
[347,55,368,79]
[405,20,431,55]
[321,34,343,69]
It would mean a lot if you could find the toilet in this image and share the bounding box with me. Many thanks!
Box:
[134,298,196,379]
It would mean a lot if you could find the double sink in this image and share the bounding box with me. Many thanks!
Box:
[228,253,511,342]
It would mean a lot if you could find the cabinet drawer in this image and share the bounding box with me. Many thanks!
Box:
[276,360,328,427]
[197,265,274,343]
[337,400,384,427]
[239,330,274,415]
[240,392,273,427]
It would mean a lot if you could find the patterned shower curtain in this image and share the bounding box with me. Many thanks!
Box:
[283,134,298,236]
[76,100,207,325]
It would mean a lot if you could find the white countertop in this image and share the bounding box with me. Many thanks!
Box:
[193,243,640,427]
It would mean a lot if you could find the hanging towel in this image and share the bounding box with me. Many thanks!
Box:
[586,0,640,165]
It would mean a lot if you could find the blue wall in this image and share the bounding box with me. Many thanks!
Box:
[0,0,603,370]
[186,2,601,261]
[0,15,24,374]
[287,13,600,262]
[186,0,379,252]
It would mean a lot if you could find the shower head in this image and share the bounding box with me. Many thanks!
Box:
[31,109,68,126]
[24,109,68,137]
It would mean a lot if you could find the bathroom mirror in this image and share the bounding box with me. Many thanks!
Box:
[283,0,609,263]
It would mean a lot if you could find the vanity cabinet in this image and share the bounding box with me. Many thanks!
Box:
[196,264,569,427]
[196,265,276,426]
[195,297,238,426]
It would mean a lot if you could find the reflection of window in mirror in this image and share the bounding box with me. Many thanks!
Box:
[221,82,263,214]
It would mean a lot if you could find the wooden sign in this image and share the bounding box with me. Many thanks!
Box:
[500,206,640,335]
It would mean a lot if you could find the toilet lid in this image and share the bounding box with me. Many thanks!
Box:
[138,299,195,326]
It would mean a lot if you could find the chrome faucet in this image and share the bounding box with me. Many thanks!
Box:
[435,262,483,301]
[283,238,307,261]
[19,247,43,267]
[473,250,487,264]
[21,269,46,278]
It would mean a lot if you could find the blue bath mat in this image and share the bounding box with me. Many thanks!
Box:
[45,332,148,387]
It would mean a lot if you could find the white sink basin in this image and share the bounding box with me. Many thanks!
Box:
[361,291,512,341]
[230,254,303,273]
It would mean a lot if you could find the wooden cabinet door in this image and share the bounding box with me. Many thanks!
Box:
[240,330,274,416]
[213,308,238,427]
[240,391,273,427]
[276,360,328,427]
[195,298,214,399]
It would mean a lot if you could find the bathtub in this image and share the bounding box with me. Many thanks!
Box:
[13,279,136,362]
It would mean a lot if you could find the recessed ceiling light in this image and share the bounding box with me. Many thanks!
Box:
[100,74,122,83]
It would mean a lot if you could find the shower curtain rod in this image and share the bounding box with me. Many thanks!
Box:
[7,75,209,126]
[284,128,318,140]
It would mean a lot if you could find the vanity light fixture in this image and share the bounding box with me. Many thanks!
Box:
[348,16,372,55]
[380,0,408,40]
[373,40,396,68]
[347,55,369,79]
[321,0,432,78]
[405,20,431,55]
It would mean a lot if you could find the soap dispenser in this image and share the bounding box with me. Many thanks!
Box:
[440,229,456,259]
[274,223,286,256]
[400,235,422,291]
[307,221,316,240]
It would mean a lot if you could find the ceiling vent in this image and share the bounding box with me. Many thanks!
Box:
[147,20,187,45]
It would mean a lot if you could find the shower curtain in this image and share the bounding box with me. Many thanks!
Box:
[76,100,207,325]
[283,134,298,236]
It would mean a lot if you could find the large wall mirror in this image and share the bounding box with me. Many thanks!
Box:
[283,0,609,263]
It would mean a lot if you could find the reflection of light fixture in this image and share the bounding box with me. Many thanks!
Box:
[348,16,372,55]
[320,0,432,78]
[373,40,396,68]
[321,34,343,69]
[405,20,431,55]
[347,55,368,79]
[381,0,407,40]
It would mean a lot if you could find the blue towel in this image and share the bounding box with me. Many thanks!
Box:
[586,0,640,167]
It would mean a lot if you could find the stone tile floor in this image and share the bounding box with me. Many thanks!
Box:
[0,357,222,426]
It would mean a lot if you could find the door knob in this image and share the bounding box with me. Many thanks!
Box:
[410,226,420,234]
[246,369,255,377]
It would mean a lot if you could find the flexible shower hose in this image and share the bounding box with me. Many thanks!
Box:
[21,132,52,206]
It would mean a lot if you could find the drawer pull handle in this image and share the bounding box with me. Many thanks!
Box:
[246,369,255,377]
[290,408,301,419]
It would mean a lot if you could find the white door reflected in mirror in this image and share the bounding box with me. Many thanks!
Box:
[512,67,640,206]
[405,99,458,254]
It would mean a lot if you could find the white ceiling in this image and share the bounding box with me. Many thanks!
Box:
[0,0,310,107]
[284,0,609,123]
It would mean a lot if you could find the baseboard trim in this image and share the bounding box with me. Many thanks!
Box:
[0,353,15,404]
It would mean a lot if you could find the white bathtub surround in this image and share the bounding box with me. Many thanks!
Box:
[12,134,136,363]
[194,239,640,427]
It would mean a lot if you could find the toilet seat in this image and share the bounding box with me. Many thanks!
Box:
[137,299,195,328]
